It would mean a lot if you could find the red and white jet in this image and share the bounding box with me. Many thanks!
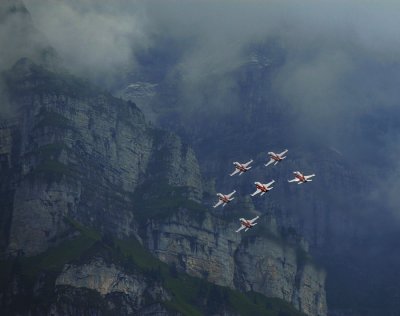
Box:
[213,190,236,208]
[236,216,260,232]
[230,160,253,176]
[265,149,288,167]
[250,180,275,197]
[288,171,315,184]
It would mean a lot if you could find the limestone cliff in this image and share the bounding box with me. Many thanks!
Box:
[55,258,171,314]
[1,58,202,256]
[0,57,325,315]
[145,210,327,316]
[235,237,326,316]
[0,58,326,315]
[0,1,328,315]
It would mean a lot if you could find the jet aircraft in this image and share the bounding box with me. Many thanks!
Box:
[265,149,288,167]
[230,160,253,176]
[250,180,275,197]
[236,216,260,232]
[288,171,315,184]
[213,190,236,208]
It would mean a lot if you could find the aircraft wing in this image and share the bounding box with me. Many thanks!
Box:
[251,189,261,197]
[305,174,315,179]
[265,180,275,187]
[288,178,299,183]
[265,158,274,167]
[213,200,224,208]
[230,169,240,176]
[243,159,253,167]
[227,190,236,198]
[279,149,288,156]
[236,225,246,233]
[250,216,259,224]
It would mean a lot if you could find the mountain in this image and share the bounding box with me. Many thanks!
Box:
[0,56,326,315]
[117,38,400,315]
[0,1,329,315]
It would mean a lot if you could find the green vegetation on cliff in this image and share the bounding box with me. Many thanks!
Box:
[0,219,305,316]
[133,181,206,224]
[0,58,314,315]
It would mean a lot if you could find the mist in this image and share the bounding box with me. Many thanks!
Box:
[24,0,151,86]
[23,0,400,113]
[142,0,400,146]
[0,0,47,118]
[20,0,400,217]
[1,1,399,312]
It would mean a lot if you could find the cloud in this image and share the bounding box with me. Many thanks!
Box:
[138,0,400,156]
[0,0,49,71]
[0,0,48,118]
[25,0,151,84]
[121,0,400,219]
[6,1,400,304]
[14,0,400,167]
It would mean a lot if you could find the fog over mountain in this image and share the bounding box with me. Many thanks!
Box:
[25,0,400,166]
[2,1,400,315]
[33,1,400,212]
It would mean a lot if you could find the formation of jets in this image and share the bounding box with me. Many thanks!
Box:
[212,149,316,233]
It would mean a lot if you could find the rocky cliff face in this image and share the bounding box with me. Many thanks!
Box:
[235,237,326,316]
[1,252,175,315]
[129,50,369,255]
[0,57,326,315]
[55,258,171,314]
[2,58,202,256]
[145,210,327,316]
[0,2,327,315]
[120,40,392,315]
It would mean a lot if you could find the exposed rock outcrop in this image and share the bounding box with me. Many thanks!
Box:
[236,236,326,316]
[56,258,170,307]
[2,59,202,255]
[145,210,327,316]
[0,57,325,315]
